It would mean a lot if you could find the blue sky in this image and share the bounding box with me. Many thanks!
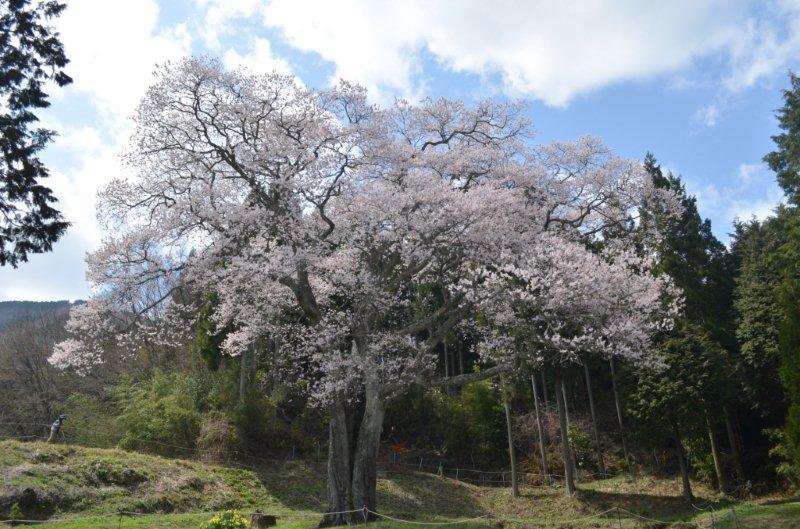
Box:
[1,0,796,301]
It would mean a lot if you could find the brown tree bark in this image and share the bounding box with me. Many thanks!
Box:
[671,421,694,505]
[724,405,746,484]
[320,399,354,527]
[706,410,727,492]
[351,376,384,518]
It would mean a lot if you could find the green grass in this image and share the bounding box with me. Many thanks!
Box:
[1,440,798,529]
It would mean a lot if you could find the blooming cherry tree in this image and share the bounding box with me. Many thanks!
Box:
[52,58,679,522]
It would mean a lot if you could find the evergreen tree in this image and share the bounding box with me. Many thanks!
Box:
[765,73,800,205]
[629,154,738,494]
[763,74,800,480]
[731,217,786,421]
[0,0,71,266]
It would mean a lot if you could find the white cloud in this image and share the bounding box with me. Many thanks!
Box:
[694,102,723,127]
[684,163,784,237]
[58,0,191,121]
[193,0,264,49]
[223,37,292,75]
[723,2,800,92]
[256,0,758,106]
[0,0,193,301]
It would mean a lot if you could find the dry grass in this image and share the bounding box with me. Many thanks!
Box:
[1,440,797,529]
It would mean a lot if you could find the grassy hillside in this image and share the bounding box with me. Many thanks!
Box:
[0,440,796,528]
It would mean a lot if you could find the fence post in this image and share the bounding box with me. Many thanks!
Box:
[456,468,459,480]
[419,457,424,471]
[616,507,622,529]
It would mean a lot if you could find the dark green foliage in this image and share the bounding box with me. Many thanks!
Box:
[629,326,725,432]
[0,0,71,266]
[627,155,739,488]
[759,73,800,481]
[384,381,507,467]
[775,208,800,481]
[731,217,786,418]
[765,73,800,205]
[641,154,732,330]
[113,372,206,456]
[192,297,228,371]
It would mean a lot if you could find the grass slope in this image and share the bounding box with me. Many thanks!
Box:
[0,440,797,528]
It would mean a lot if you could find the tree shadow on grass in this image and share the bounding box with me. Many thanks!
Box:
[237,459,329,513]
[376,470,488,519]
[576,487,734,522]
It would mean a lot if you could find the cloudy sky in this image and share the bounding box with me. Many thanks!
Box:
[1,0,797,301]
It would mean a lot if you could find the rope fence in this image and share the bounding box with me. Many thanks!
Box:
[0,504,732,528]
[0,431,736,527]
[0,426,615,490]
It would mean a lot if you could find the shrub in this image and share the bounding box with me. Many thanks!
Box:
[112,371,204,456]
[198,411,239,462]
[202,510,251,529]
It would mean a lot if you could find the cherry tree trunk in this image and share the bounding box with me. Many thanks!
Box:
[351,378,384,518]
[554,374,575,496]
[320,399,354,527]
[583,362,606,477]
[705,410,726,492]
[671,421,694,505]
[502,387,520,497]
[609,358,631,472]
[530,374,550,482]
[724,405,746,484]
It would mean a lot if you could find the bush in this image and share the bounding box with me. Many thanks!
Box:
[198,411,239,462]
[113,371,204,456]
[202,510,251,529]
[65,393,123,448]
[766,428,800,485]
[384,381,507,466]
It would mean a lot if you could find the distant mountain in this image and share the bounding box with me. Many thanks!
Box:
[0,300,78,331]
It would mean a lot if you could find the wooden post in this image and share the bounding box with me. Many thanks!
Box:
[706,409,726,492]
[554,374,575,496]
[561,380,579,483]
[531,373,550,482]
[238,346,249,403]
[502,385,520,497]
[541,370,549,409]
[583,361,606,477]
[443,341,449,379]
[609,358,631,473]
